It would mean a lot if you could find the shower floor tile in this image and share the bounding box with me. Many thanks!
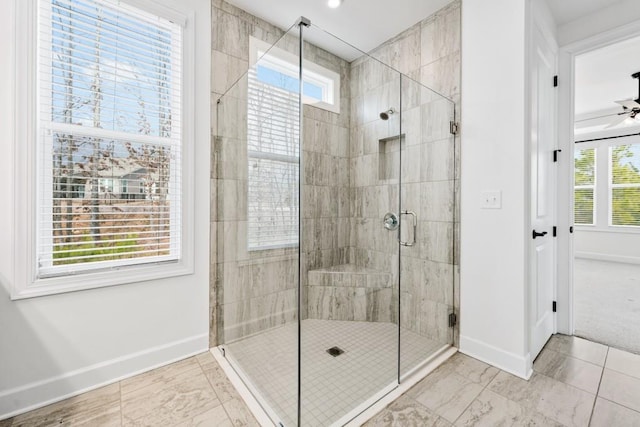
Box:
[225,319,444,427]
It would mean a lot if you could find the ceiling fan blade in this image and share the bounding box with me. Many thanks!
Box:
[615,99,640,109]
[605,113,630,129]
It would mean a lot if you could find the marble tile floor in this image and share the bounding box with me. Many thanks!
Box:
[366,334,640,427]
[0,352,259,427]
[4,334,640,426]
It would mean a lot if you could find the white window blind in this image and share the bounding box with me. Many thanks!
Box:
[610,143,640,227]
[247,67,300,250]
[37,0,182,277]
[574,147,595,225]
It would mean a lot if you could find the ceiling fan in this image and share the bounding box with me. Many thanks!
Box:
[606,71,640,128]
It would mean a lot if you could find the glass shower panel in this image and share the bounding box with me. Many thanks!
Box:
[299,24,401,426]
[216,25,301,427]
[215,17,458,426]
[399,76,456,378]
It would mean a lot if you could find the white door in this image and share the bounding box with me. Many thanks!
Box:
[530,24,557,360]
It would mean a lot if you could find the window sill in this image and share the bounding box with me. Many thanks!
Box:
[11,259,193,300]
[574,226,640,235]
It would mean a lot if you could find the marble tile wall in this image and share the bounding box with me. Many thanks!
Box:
[307,264,392,321]
[300,65,353,320]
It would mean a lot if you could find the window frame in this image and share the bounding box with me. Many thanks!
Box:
[608,142,640,228]
[249,36,340,114]
[12,0,196,299]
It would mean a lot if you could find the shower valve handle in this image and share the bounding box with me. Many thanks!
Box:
[383,212,399,231]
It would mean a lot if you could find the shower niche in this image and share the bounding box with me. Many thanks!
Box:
[378,134,405,181]
[215,15,457,427]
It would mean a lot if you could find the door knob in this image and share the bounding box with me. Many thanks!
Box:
[532,230,548,239]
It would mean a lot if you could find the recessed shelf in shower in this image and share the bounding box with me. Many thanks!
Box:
[378,133,406,181]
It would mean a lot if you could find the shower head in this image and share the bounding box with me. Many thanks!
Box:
[380,108,396,120]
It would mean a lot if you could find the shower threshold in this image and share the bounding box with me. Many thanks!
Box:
[213,319,456,426]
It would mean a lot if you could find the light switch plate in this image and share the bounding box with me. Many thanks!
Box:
[481,191,502,209]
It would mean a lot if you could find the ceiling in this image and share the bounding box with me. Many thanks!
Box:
[223,0,639,126]
[575,34,640,119]
[224,0,451,61]
[224,0,632,63]
[546,0,627,26]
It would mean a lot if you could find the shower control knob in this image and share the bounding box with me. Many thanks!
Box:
[383,212,399,231]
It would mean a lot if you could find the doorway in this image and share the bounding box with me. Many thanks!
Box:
[567,34,640,354]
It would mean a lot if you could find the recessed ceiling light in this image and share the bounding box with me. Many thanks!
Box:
[328,0,342,8]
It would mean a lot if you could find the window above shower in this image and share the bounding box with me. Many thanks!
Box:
[249,37,340,114]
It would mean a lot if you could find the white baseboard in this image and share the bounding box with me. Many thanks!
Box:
[575,252,640,265]
[459,335,532,380]
[0,333,209,420]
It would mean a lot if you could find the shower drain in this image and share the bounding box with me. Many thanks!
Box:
[326,346,345,357]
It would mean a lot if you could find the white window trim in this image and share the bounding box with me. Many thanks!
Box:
[249,36,340,114]
[12,0,196,299]
[608,142,640,228]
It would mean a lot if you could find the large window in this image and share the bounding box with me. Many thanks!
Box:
[574,147,596,225]
[246,37,340,250]
[611,144,640,227]
[37,0,183,277]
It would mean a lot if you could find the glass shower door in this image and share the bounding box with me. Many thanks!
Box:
[399,75,456,378]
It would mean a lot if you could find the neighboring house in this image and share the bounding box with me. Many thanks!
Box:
[64,163,161,201]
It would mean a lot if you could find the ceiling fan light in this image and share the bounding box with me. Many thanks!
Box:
[328,0,342,8]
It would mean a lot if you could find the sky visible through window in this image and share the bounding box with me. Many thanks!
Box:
[256,65,323,100]
[49,0,175,161]
[51,0,173,133]
[616,144,640,175]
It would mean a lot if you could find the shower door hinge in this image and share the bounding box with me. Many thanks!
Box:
[552,226,557,237]
[552,301,557,312]
[553,75,558,87]
[448,312,457,328]
[449,121,459,135]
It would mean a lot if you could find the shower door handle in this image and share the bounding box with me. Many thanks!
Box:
[400,210,417,247]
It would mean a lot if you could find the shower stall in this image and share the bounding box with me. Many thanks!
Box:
[215,17,457,427]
